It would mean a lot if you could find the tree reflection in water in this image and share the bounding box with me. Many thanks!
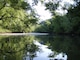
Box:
[0,35,80,60]
[35,35,80,60]
[0,36,38,60]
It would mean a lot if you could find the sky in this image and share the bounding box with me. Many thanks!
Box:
[28,0,52,22]
[33,2,52,22]
[28,0,75,22]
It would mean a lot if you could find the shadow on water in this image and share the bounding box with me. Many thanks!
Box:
[35,35,80,60]
[0,34,80,60]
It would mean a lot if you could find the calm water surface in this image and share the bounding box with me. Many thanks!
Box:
[0,34,80,60]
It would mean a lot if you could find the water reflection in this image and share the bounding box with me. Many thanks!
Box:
[0,35,80,60]
[0,36,38,60]
[36,35,80,60]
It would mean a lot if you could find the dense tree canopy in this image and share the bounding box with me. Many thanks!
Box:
[0,0,37,32]
[35,0,80,35]
[0,0,80,34]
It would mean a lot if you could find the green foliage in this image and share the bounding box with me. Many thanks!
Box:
[0,27,11,33]
[35,1,80,35]
[35,20,51,33]
[0,0,37,32]
[35,15,72,34]
[52,16,72,33]
[67,2,80,34]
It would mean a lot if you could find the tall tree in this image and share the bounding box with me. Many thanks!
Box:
[0,0,37,32]
[67,1,80,34]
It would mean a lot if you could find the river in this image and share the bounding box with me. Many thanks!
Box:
[0,33,80,60]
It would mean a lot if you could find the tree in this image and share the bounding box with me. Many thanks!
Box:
[67,2,80,34]
[0,0,37,32]
[35,0,80,34]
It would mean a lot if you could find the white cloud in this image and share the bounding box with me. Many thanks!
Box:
[33,2,52,22]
